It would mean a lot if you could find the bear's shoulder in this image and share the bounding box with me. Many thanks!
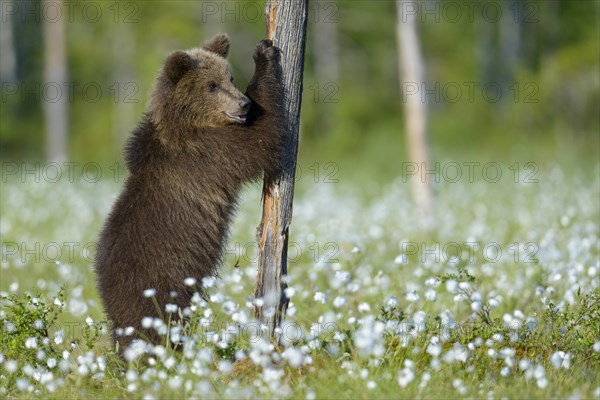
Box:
[124,114,159,172]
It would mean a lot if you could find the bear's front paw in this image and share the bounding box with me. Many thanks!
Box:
[253,39,273,59]
[253,39,281,65]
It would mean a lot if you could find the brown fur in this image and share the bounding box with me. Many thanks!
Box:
[95,34,283,350]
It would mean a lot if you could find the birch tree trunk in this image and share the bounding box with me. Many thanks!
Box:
[396,0,432,215]
[43,0,68,162]
[254,0,308,336]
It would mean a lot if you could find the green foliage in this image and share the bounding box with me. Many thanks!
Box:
[535,288,600,354]
[0,289,65,364]
[437,266,476,285]
[1,286,598,397]
[1,1,598,166]
[1,166,599,397]
[0,290,65,391]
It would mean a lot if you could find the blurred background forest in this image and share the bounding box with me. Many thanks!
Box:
[1,0,598,184]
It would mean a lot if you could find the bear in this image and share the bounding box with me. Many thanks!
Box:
[94,34,283,351]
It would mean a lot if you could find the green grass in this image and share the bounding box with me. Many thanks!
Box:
[1,159,599,398]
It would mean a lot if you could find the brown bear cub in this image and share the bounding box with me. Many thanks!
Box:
[95,34,283,350]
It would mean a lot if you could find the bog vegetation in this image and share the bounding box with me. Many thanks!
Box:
[1,165,598,398]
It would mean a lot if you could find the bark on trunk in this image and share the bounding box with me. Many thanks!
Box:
[254,0,308,337]
[396,0,432,215]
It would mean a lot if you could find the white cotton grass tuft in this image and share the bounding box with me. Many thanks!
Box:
[1,166,598,397]
[184,277,197,286]
[164,304,178,313]
[550,351,572,370]
[397,359,415,388]
[313,292,327,304]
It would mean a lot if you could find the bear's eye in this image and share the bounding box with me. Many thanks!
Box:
[208,82,218,92]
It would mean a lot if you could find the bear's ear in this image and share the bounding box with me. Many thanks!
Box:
[164,51,195,84]
[202,33,230,58]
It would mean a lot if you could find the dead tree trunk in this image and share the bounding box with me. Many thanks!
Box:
[42,0,68,162]
[254,0,308,336]
[396,0,432,215]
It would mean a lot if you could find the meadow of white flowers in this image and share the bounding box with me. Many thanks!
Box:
[1,164,598,398]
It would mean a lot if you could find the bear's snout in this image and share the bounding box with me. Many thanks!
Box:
[238,96,251,113]
[224,95,252,124]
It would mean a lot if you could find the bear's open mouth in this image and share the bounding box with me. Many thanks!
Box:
[225,112,247,124]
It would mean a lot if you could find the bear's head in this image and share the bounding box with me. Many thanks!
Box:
[150,34,251,135]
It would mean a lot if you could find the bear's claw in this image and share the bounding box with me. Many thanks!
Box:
[254,39,281,64]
